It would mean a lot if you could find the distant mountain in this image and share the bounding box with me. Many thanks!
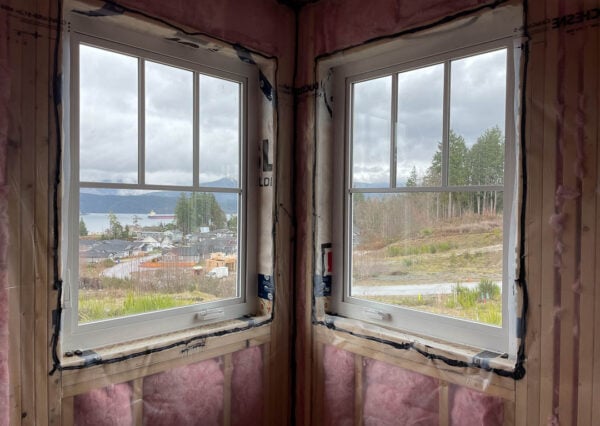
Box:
[80,178,239,214]
[354,180,407,189]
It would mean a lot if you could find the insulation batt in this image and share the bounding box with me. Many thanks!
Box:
[143,358,224,426]
[450,385,503,426]
[231,346,264,426]
[74,383,133,426]
[363,359,438,426]
[323,345,355,426]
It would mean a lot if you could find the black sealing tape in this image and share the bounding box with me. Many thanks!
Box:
[258,274,274,301]
[473,350,502,369]
[259,71,273,101]
[313,275,331,297]
[516,317,524,339]
[234,44,256,65]
[77,350,102,367]
[73,4,125,17]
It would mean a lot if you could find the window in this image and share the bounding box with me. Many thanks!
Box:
[62,20,258,351]
[332,7,521,355]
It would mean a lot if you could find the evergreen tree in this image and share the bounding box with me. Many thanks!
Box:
[107,212,124,239]
[79,218,88,236]
[175,193,227,234]
[469,126,504,214]
[406,166,418,187]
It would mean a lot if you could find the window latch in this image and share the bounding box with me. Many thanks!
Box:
[195,308,225,321]
[363,308,391,322]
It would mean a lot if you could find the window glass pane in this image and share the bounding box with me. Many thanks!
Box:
[350,191,503,325]
[199,75,240,188]
[449,49,506,186]
[79,44,138,183]
[78,188,239,324]
[396,64,443,187]
[352,76,392,187]
[145,61,194,186]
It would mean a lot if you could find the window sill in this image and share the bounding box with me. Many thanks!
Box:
[318,314,518,376]
[60,314,271,396]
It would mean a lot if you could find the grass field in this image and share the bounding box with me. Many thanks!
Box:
[78,258,236,323]
[352,214,504,325]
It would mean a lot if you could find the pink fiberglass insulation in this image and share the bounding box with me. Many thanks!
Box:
[143,358,224,426]
[322,345,355,426]
[74,383,133,426]
[231,346,264,426]
[450,385,503,426]
[363,359,438,426]
[0,7,9,426]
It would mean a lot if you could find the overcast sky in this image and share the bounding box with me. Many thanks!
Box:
[352,48,507,186]
[79,44,240,188]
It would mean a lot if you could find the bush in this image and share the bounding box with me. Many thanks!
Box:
[477,278,500,300]
[386,246,402,257]
[479,308,502,326]
[447,283,478,310]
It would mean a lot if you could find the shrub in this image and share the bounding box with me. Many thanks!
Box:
[448,283,478,310]
[479,309,502,326]
[477,278,501,300]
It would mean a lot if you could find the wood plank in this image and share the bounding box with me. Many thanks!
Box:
[354,355,363,426]
[17,5,40,423]
[60,325,270,384]
[521,37,547,426]
[311,341,324,426]
[315,328,515,400]
[577,1,599,424]
[261,344,270,425]
[270,63,294,426]
[62,340,248,398]
[6,8,24,424]
[503,398,515,426]
[438,380,449,426]
[592,0,600,421]
[538,0,560,421]
[223,353,233,426]
[557,4,581,423]
[34,0,53,423]
[60,397,74,426]
[132,378,144,426]
[46,1,64,420]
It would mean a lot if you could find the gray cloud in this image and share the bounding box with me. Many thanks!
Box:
[450,49,507,148]
[199,75,239,183]
[352,76,391,184]
[78,44,242,187]
[351,48,507,187]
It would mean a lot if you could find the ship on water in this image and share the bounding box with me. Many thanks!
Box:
[147,210,176,220]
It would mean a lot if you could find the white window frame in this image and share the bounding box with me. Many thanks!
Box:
[331,6,522,356]
[61,15,258,351]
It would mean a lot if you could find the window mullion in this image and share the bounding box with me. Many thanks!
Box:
[193,72,200,188]
[390,73,398,188]
[442,60,451,187]
[138,58,145,185]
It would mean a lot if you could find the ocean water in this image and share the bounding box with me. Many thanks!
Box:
[79,213,174,234]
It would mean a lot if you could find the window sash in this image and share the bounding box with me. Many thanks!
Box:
[333,36,519,354]
[62,25,258,351]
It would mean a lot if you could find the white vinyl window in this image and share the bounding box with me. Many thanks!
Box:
[62,19,258,351]
[332,7,521,355]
